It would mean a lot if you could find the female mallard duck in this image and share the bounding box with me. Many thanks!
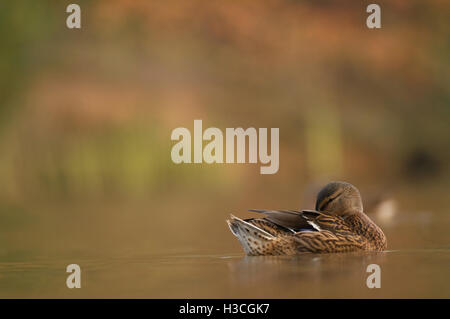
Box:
[227,181,387,255]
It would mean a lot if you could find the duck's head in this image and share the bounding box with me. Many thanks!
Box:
[315,181,363,216]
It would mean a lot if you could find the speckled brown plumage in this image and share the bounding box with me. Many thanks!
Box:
[227,181,387,256]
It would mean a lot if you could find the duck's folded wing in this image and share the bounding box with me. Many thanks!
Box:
[249,209,319,231]
[299,210,354,235]
[249,209,354,235]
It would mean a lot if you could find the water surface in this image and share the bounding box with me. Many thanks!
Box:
[0,196,449,298]
[0,249,448,298]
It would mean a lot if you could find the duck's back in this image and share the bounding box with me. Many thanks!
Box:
[227,210,386,255]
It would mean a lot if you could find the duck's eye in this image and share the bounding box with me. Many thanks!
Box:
[318,191,343,211]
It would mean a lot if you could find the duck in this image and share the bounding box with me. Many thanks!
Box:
[226,181,387,255]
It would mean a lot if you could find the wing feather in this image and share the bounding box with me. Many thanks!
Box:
[248,209,317,231]
[249,209,354,235]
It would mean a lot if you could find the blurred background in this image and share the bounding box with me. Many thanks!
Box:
[0,0,449,298]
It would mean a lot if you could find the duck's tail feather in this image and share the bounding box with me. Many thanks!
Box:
[226,214,275,255]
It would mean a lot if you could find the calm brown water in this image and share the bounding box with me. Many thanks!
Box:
[0,202,450,298]
[0,249,449,298]
[0,193,449,298]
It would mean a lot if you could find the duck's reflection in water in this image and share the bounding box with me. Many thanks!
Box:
[226,252,387,296]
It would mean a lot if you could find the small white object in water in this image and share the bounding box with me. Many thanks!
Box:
[374,199,397,226]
